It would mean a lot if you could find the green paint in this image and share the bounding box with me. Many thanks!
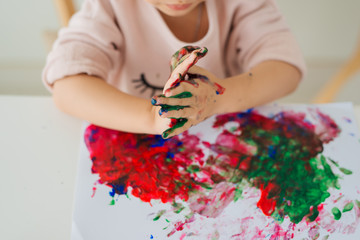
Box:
[342,202,354,212]
[339,167,352,175]
[332,207,341,220]
[356,200,360,209]
[185,212,194,219]
[160,104,187,112]
[162,118,188,139]
[158,92,193,116]
[172,202,185,214]
[229,126,238,133]
[109,199,115,205]
[174,206,185,214]
[170,92,193,99]
[233,188,243,202]
[208,111,344,224]
[170,46,207,71]
[153,210,166,221]
[329,158,339,167]
[187,165,200,173]
[157,91,193,99]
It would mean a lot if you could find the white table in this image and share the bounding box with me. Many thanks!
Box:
[0,96,82,240]
[1,95,360,240]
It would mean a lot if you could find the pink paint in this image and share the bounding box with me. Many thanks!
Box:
[189,182,236,218]
[179,233,187,240]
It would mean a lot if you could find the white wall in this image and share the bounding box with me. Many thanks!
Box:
[0,0,360,95]
[277,0,360,61]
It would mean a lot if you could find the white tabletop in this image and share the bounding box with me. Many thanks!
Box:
[1,95,360,240]
[0,96,82,240]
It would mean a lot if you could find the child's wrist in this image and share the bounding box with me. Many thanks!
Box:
[209,79,227,116]
[149,105,165,135]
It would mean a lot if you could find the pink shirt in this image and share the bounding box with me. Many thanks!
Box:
[43,0,306,99]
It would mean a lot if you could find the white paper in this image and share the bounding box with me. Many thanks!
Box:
[72,103,360,240]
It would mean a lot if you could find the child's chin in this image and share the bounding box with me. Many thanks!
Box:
[158,4,195,17]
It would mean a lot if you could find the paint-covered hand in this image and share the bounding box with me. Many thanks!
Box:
[152,46,225,138]
[150,104,173,136]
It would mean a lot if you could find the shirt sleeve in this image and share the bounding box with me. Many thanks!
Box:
[225,0,306,79]
[42,0,123,90]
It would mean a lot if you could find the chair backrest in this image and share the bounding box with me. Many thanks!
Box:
[54,0,76,27]
[313,38,360,103]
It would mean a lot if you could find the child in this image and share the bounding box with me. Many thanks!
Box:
[43,0,306,138]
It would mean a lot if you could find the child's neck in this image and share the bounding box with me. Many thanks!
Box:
[160,3,209,43]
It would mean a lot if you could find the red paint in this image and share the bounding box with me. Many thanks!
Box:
[214,83,225,95]
[84,108,342,226]
[84,125,205,203]
[257,182,280,216]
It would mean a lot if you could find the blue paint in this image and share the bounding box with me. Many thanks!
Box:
[150,235,154,239]
[110,183,126,195]
[245,108,254,113]
[89,128,99,143]
[268,145,276,159]
[150,135,167,147]
[151,98,157,105]
[109,188,116,197]
[343,117,352,123]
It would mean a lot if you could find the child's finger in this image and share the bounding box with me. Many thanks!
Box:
[162,120,193,139]
[164,48,206,91]
[153,96,194,107]
[164,82,187,97]
[164,82,197,97]
[158,105,187,116]
[161,107,196,119]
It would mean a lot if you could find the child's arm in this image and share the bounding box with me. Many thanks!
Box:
[52,74,170,135]
[212,60,301,115]
[154,59,301,137]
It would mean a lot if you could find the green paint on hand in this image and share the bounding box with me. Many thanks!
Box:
[157,91,193,99]
[332,207,341,220]
[343,202,354,212]
[170,91,193,99]
[158,92,193,115]
[160,104,187,112]
[162,118,188,139]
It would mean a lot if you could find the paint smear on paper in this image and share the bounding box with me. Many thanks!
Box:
[84,108,360,239]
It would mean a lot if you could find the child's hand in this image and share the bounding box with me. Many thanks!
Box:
[151,46,225,138]
[150,105,172,136]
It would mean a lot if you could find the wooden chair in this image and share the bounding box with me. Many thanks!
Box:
[43,0,76,52]
[54,0,76,27]
[313,38,360,103]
